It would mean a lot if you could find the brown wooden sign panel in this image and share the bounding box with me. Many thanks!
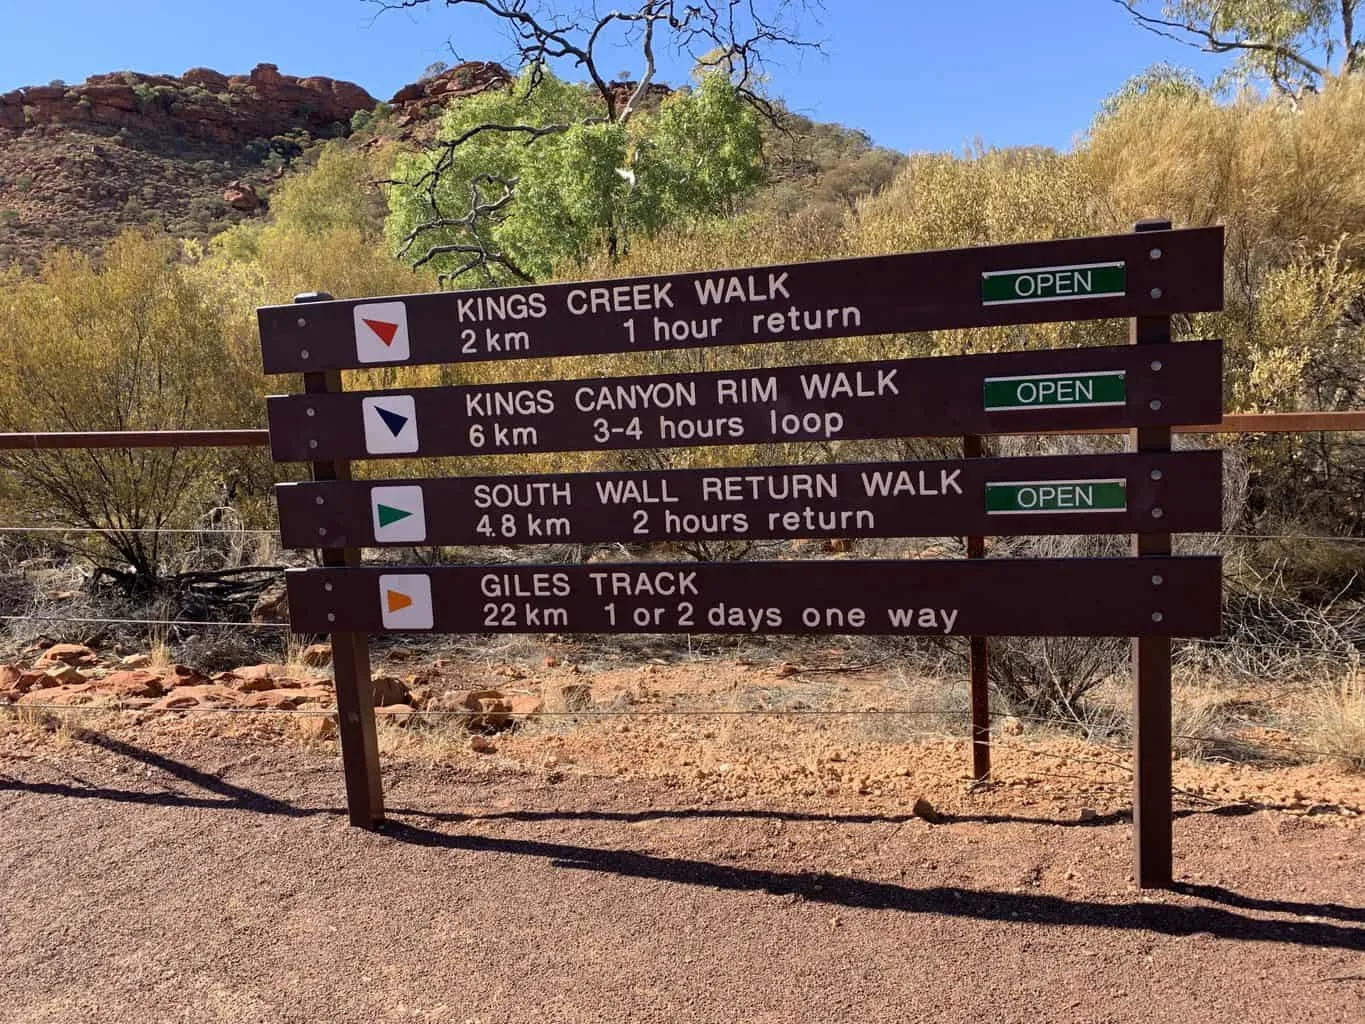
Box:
[257,228,1224,374]
[276,451,1223,550]
[265,340,1223,463]
[283,557,1222,637]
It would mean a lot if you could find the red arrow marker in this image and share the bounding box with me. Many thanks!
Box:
[362,319,400,346]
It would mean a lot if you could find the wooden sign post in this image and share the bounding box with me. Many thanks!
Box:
[295,292,383,827]
[258,224,1225,886]
[1130,219,1176,888]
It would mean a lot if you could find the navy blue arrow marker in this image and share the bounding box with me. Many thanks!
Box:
[375,406,409,437]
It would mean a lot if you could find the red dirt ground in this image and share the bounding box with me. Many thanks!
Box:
[1,709,1362,1024]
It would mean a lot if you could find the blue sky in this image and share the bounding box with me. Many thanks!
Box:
[0,0,1231,152]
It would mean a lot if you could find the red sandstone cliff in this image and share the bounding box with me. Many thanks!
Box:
[0,64,376,146]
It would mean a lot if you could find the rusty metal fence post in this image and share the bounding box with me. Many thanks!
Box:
[963,434,990,780]
[1129,221,1175,887]
[296,292,384,827]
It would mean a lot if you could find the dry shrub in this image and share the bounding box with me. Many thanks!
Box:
[1082,80,1365,265]
[988,633,1128,724]
[1307,673,1365,771]
[1169,676,1268,762]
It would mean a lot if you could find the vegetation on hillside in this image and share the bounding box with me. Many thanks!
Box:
[0,24,1361,718]
[385,70,766,284]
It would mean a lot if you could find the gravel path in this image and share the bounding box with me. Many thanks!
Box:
[2,727,1363,1024]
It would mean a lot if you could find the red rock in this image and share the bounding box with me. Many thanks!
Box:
[169,665,209,687]
[14,671,47,693]
[181,67,229,90]
[35,643,98,667]
[296,714,337,741]
[223,180,260,212]
[148,684,241,710]
[120,653,153,668]
[240,689,309,710]
[374,703,417,725]
[473,697,512,730]
[44,665,87,686]
[92,670,164,698]
[507,694,544,717]
[232,664,289,692]
[249,62,284,86]
[7,65,377,149]
[0,665,21,688]
[236,664,284,680]
[470,735,496,754]
[19,684,95,706]
[607,78,672,112]
[22,85,67,102]
[427,690,471,713]
[81,82,138,112]
[149,693,201,710]
[369,675,410,706]
[912,797,943,824]
[387,61,513,112]
[425,688,518,729]
[390,81,426,104]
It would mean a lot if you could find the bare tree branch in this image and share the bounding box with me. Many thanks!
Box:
[1345,0,1364,71]
[372,0,820,285]
[1111,0,1331,93]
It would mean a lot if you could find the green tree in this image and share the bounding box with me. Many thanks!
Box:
[377,0,814,286]
[385,69,764,283]
[1114,1,1363,100]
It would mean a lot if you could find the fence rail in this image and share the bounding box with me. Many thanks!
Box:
[2,410,1364,452]
[2,403,1362,887]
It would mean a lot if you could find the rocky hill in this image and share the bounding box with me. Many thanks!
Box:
[0,58,893,272]
[0,64,378,270]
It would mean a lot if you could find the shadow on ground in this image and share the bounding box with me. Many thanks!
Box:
[2,728,1362,953]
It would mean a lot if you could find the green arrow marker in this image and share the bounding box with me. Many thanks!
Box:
[376,503,414,528]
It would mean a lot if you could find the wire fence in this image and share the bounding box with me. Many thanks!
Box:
[0,526,281,536]
[2,416,1363,790]
[6,702,1356,803]
[0,615,289,629]
[3,685,1356,759]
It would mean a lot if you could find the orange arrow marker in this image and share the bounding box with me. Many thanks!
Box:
[385,590,414,614]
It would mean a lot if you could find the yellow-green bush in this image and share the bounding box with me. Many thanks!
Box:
[1,77,1363,576]
[0,232,264,584]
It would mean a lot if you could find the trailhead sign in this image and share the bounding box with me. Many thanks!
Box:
[260,221,1225,889]
[267,340,1223,463]
[285,558,1221,637]
[276,450,1223,550]
[257,227,1223,374]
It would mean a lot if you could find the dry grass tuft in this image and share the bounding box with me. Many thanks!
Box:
[1307,673,1365,772]
[146,627,175,672]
